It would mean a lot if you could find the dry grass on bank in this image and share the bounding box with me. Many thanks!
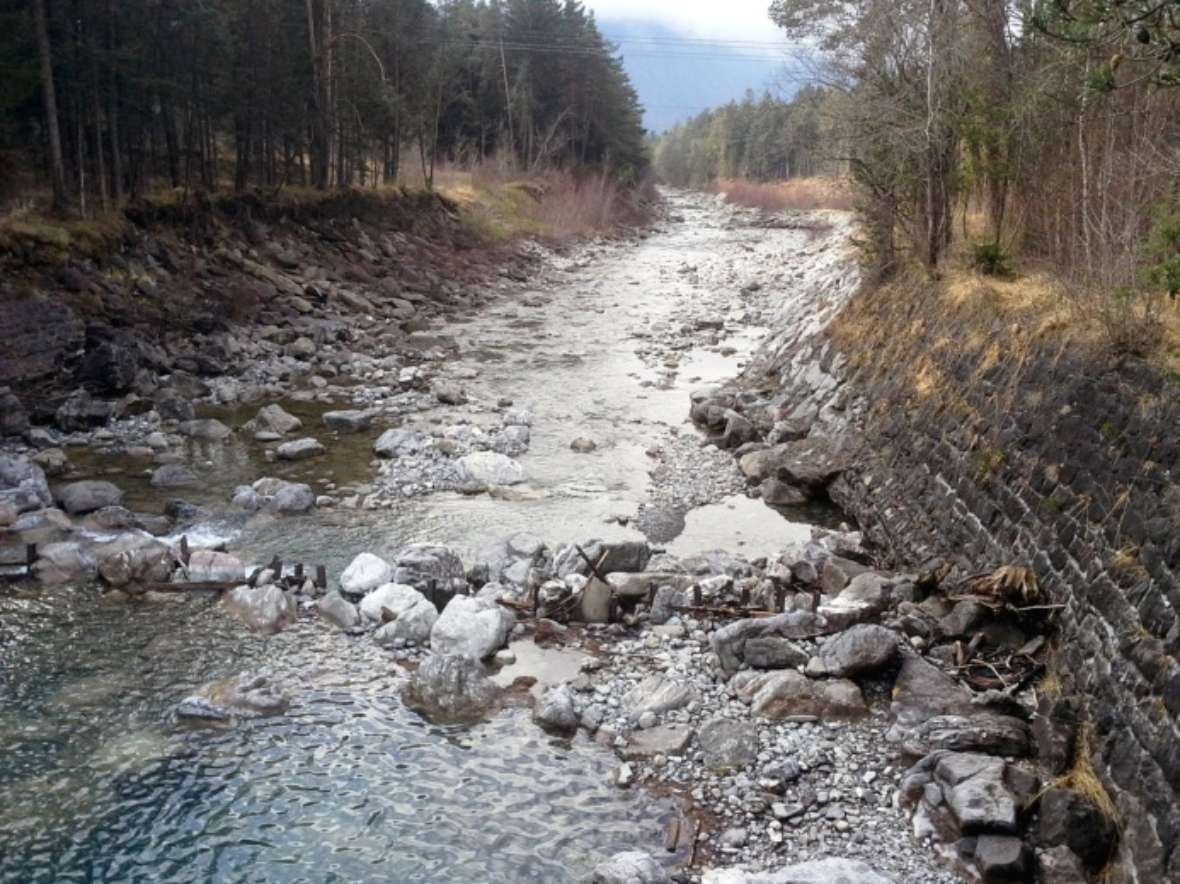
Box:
[438,163,651,242]
[711,177,855,212]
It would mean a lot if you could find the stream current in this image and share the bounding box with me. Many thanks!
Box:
[0,192,836,882]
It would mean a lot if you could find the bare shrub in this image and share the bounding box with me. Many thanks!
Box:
[711,178,855,212]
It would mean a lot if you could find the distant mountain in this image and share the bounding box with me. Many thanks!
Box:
[597,19,795,134]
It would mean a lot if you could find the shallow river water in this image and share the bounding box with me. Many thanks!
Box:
[0,193,835,882]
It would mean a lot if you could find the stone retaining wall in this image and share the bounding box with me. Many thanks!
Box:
[753,260,1180,882]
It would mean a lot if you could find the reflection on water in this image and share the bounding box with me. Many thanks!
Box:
[0,587,680,883]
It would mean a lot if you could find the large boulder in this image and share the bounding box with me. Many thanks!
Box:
[0,455,52,514]
[429,595,513,659]
[806,624,899,678]
[403,654,499,723]
[730,669,867,720]
[362,583,439,645]
[621,724,694,759]
[97,538,176,590]
[34,541,98,584]
[390,543,467,601]
[456,451,525,487]
[887,656,1030,757]
[339,552,393,598]
[590,852,670,884]
[79,340,140,395]
[56,480,123,515]
[222,585,295,634]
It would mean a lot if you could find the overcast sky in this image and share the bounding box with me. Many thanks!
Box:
[582,0,785,42]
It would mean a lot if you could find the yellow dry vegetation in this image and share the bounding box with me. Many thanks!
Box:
[712,177,855,212]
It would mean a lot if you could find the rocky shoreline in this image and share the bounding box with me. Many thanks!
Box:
[0,193,1099,883]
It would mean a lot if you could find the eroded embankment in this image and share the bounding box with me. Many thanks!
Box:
[713,233,1180,882]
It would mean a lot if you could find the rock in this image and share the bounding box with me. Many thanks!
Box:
[620,724,694,759]
[390,543,467,600]
[185,550,245,583]
[374,428,430,458]
[57,480,124,515]
[178,419,232,441]
[287,336,315,358]
[718,410,757,449]
[622,674,698,718]
[456,451,525,486]
[276,437,324,460]
[743,637,810,670]
[760,478,808,506]
[316,591,360,630]
[731,669,867,720]
[806,624,898,678]
[0,390,29,436]
[570,437,597,453]
[887,657,1030,756]
[1036,786,1117,871]
[34,541,98,584]
[155,396,195,422]
[365,584,439,645]
[710,611,825,675]
[702,858,896,884]
[150,464,198,488]
[55,392,115,431]
[503,408,533,426]
[222,585,295,634]
[79,340,141,395]
[432,380,467,405]
[578,579,613,623]
[493,425,531,456]
[403,654,498,723]
[30,447,69,477]
[270,482,316,513]
[697,718,757,772]
[339,552,394,598]
[974,834,1031,883]
[174,671,290,727]
[429,595,513,659]
[533,684,580,734]
[1037,846,1088,884]
[0,455,52,514]
[590,851,669,884]
[244,403,303,435]
[650,585,687,625]
[322,410,372,433]
[97,541,175,590]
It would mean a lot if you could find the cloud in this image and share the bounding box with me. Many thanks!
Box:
[584,0,785,42]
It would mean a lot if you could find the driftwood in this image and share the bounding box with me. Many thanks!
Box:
[143,581,237,593]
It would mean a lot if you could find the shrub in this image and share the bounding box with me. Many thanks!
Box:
[969,241,1013,276]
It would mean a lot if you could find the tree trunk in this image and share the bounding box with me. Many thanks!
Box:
[33,0,68,213]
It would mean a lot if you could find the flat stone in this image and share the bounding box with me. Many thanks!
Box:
[56,480,123,515]
[322,410,372,433]
[620,723,694,759]
[276,437,324,460]
[806,624,898,677]
[697,717,758,772]
[622,674,698,717]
